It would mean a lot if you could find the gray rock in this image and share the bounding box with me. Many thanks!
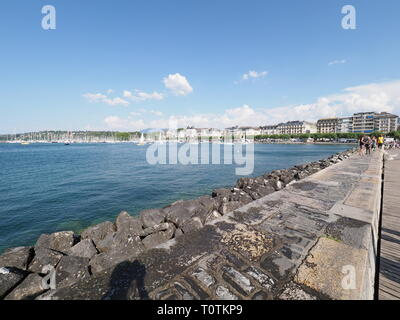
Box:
[0,267,28,299]
[56,256,91,288]
[279,170,296,184]
[139,209,166,228]
[35,231,75,254]
[218,201,243,215]
[67,239,98,259]
[295,171,309,180]
[205,210,222,224]
[81,221,116,248]
[230,190,253,205]
[196,195,217,213]
[95,232,117,253]
[235,178,255,189]
[116,211,143,235]
[244,184,275,200]
[89,235,145,274]
[174,228,184,238]
[0,246,33,270]
[212,188,233,201]
[164,199,202,227]
[142,228,175,249]
[89,252,122,274]
[181,217,203,234]
[268,178,284,191]
[4,273,46,300]
[140,222,169,237]
[28,248,63,274]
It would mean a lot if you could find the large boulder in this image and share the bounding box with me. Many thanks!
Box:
[163,199,204,228]
[55,256,91,288]
[28,248,63,274]
[142,224,176,249]
[140,222,170,237]
[204,210,222,224]
[0,246,34,270]
[89,235,145,274]
[230,189,253,205]
[181,217,203,234]
[116,211,143,236]
[196,195,217,213]
[81,221,116,248]
[295,170,309,180]
[4,273,46,300]
[243,183,275,200]
[35,231,75,254]
[212,188,233,201]
[66,239,98,259]
[142,233,169,249]
[89,252,122,274]
[266,177,284,191]
[89,236,144,274]
[279,170,296,185]
[0,267,28,299]
[235,178,255,189]
[218,201,243,215]
[139,209,166,229]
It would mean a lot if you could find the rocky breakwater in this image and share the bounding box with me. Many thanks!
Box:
[0,149,356,300]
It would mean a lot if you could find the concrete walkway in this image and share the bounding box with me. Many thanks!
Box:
[378,150,400,300]
[40,150,384,300]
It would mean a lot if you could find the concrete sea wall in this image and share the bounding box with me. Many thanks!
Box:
[1,147,384,300]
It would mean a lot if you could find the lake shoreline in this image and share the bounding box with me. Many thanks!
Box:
[0,147,357,300]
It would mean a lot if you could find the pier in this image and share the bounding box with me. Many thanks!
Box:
[378,150,400,300]
[2,148,400,300]
[37,150,390,300]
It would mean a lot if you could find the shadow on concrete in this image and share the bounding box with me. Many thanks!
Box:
[102,260,149,300]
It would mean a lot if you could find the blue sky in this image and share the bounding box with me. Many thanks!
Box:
[1,0,400,133]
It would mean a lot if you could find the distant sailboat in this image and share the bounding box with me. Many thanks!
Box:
[157,132,164,144]
[137,133,145,146]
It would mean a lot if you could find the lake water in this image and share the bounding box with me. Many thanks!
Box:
[0,143,353,253]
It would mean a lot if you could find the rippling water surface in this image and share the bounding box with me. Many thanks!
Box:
[0,143,352,253]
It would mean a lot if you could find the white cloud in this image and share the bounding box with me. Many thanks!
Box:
[149,110,163,116]
[102,80,400,131]
[83,92,129,106]
[242,70,268,81]
[123,90,164,102]
[163,73,193,96]
[328,59,347,66]
[82,93,107,103]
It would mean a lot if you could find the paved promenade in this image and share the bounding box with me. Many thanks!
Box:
[39,151,384,300]
[378,150,400,300]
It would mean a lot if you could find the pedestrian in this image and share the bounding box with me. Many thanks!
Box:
[372,136,377,151]
[358,135,365,156]
[364,135,372,155]
[377,135,384,150]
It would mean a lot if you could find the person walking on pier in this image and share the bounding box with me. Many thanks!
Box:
[378,134,384,151]
[364,135,372,155]
[358,135,365,156]
[372,136,377,151]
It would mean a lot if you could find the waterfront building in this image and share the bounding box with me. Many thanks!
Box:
[259,125,279,135]
[317,118,338,133]
[373,112,399,133]
[352,112,376,133]
[337,117,353,133]
[277,121,317,135]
